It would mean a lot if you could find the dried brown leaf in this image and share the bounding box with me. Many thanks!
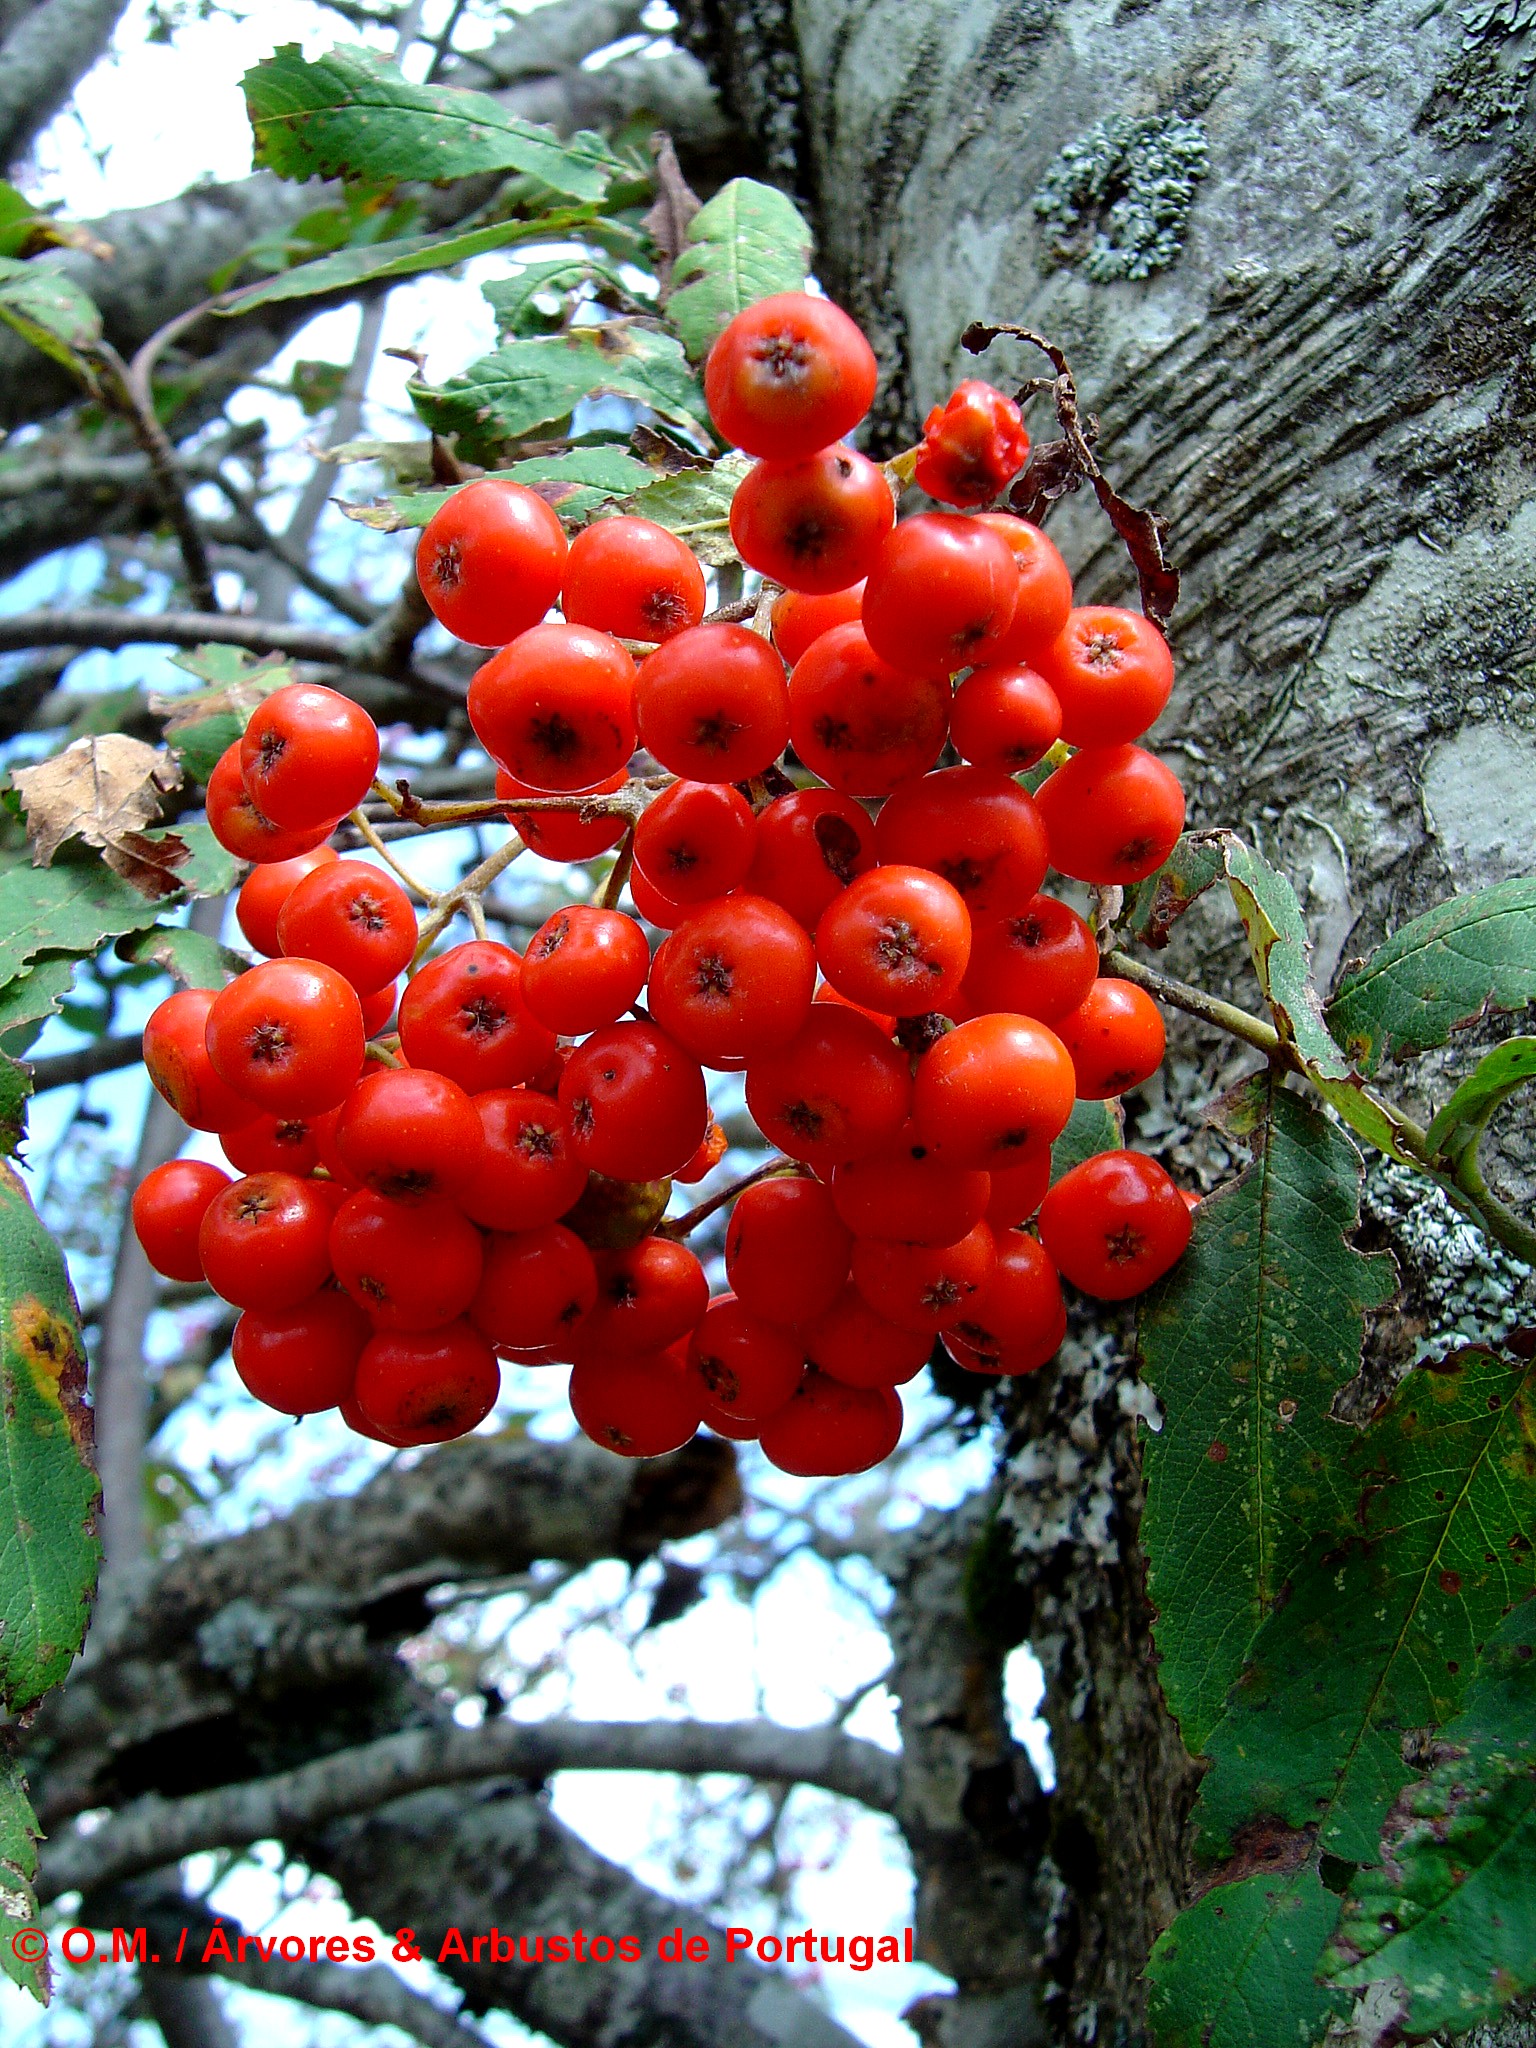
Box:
[644,132,702,296]
[11,736,184,892]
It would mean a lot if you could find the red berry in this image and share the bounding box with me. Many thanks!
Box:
[330,1189,484,1330]
[803,1284,931,1388]
[496,767,628,863]
[1035,744,1186,887]
[1037,606,1174,747]
[236,847,339,957]
[874,765,1049,924]
[521,906,650,1035]
[725,1177,852,1327]
[947,1230,1065,1373]
[634,623,789,785]
[559,1020,709,1182]
[829,1130,990,1248]
[730,444,894,594]
[561,514,706,643]
[198,1171,335,1309]
[275,858,417,996]
[914,380,1031,507]
[959,894,1099,1025]
[416,478,567,647]
[815,865,971,1018]
[850,1220,996,1334]
[687,1296,804,1428]
[787,622,949,797]
[458,1087,588,1233]
[861,514,1017,676]
[470,1223,597,1350]
[568,1341,701,1457]
[648,894,816,1066]
[468,623,636,790]
[206,742,337,864]
[352,1320,501,1445]
[744,1005,911,1170]
[627,860,693,931]
[205,959,365,1117]
[633,781,757,907]
[333,1067,484,1203]
[1056,978,1166,1099]
[975,514,1074,665]
[770,583,865,667]
[222,1113,320,1179]
[398,940,557,1093]
[949,663,1062,773]
[132,1159,232,1281]
[240,683,380,830]
[986,1150,1055,1231]
[359,980,399,1038]
[759,1368,902,1477]
[912,1013,1076,1171]
[1037,1149,1192,1300]
[704,291,877,461]
[675,1118,729,1184]
[745,786,876,930]
[144,987,257,1132]
[577,1237,709,1358]
[232,1289,370,1414]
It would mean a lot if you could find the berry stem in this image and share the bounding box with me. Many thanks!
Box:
[599,826,636,912]
[658,1155,802,1241]
[348,807,436,902]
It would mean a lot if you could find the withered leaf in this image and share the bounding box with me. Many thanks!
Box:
[11,736,186,899]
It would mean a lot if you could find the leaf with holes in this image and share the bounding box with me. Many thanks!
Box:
[340,449,654,532]
[1147,1866,1345,2048]
[1193,1346,1536,1864]
[244,43,623,199]
[1322,1598,1536,2035]
[1326,880,1536,1075]
[0,257,100,378]
[1137,1076,1396,1752]
[666,178,813,359]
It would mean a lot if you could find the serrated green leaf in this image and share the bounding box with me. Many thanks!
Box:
[163,713,243,787]
[1137,1078,1397,1751]
[1124,831,1226,949]
[0,850,172,988]
[0,1163,100,1712]
[0,1745,47,2002]
[116,923,246,989]
[1424,1035,1536,1171]
[1147,1867,1345,2048]
[1323,1598,1536,2035]
[0,257,101,377]
[1224,836,1351,1082]
[1326,880,1536,1076]
[1050,1098,1123,1183]
[341,448,654,532]
[0,955,78,1060]
[244,43,622,199]
[666,178,812,359]
[409,324,707,463]
[1193,1346,1536,1863]
[610,454,750,566]
[484,256,634,338]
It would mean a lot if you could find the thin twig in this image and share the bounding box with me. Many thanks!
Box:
[348,807,436,901]
[94,341,218,612]
[660,1156,801,1240]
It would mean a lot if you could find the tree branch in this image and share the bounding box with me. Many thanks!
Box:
[199,1949,495,2048]
[0,0,131,167]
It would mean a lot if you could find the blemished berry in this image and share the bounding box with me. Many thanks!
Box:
[704,291,878,460]
[729,444,894,594]
[417,478,567,647]
[914,380,1031,507]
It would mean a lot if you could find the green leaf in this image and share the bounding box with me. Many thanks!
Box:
[0,955,79,1059]
[409,324,708,463]
[0,1057,27,1157]
[1326,879,1536,1076]
[1193,1346,1536,1863]
[0,256,101,377]
[340,448,654,532]
[1147,1867,1345,2048]
[1424,1035,1536,1170]
[1323,1599,1536,2036]
[1050,1098,1123,1183]
[1223,836,1351,1082]
[0,1163,100,1713]
[152,650,294,786]
[610,454,750,566]
[244,43,622,199]
[484,256,635,338]
[116,923,246,989]
[665,178,812,359]
[0,850,175,989]
[1124,831,1226,949]
[0,1746,47,2003]
[1137,1077,1397,1751]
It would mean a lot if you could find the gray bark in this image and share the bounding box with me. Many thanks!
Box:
[0,0,130,168]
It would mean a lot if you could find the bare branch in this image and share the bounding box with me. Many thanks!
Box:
[139,1973,238,2048]
[95,341,218,613]
[0,0,131,167]
[200,1950,495,2048]
[26,1034,148,1093]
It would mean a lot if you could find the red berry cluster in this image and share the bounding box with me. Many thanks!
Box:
[133,290,1193,1477]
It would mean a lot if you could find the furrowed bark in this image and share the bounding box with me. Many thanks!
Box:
[0,0,131,167]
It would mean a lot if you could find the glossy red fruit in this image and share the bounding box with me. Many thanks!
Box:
[851,1220,996,1333]
[648,894,816,1065]
[829,1130,990,1248]
[521,906,649,1035]
[330,1189,484,1330]
[144,988,256,1132]
[205,959,365,1117]
[874,765,1049,923]
[959,895,1099,1025]
[814,981,896,1033]
[359,980,399,1037]
[1037,606,1175,746]
[1035,744,1186,887]
[744,1005,910,1170]
[975,513,1075,666]
[132,1159,232,1281]
[457,1087,587,1233]
[470,1223,596,1350]
[986,1150,1055,1231]
[206,742,338,864]
[634,623,789,784]
[802,1284,932,1388]
[276,858,417,996]
[704,291,878,460]
[771,583,865,667]
[496,767,628,863]
[333,1066,484,1203]
[468,623,636,790]
[1056,978,1166,1099]
[725,1177,852,1327]
[1037,1149,1192,1300]
[914,380,1031,507]
[912,1013,1076,1170]
[198,1171,335,1309]
[578,1237,710,1358]
[745,788,874,932]
[687,1297,804,1429]
[231,1289,370,1414]
[352,1320,501,1444]
[222,1112,320,1179]
[787,623,949,797]
[236,847,339,957]
[626,860,693,931]
[398,941,556,1093]
[633,781,757,906]
[675,1118,729,1184]
[561,514,706,643]
[949,663,1062,773]
[559,1020,709,1182]
[815,865,971,1017]
[759,1368,902,1476]
[240,683,380,830]
[568,1340,701,1457]
[947,1229,1066,1373]
[416,477,567,647]
[730,444,894,594]
[861,514,1018,676]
